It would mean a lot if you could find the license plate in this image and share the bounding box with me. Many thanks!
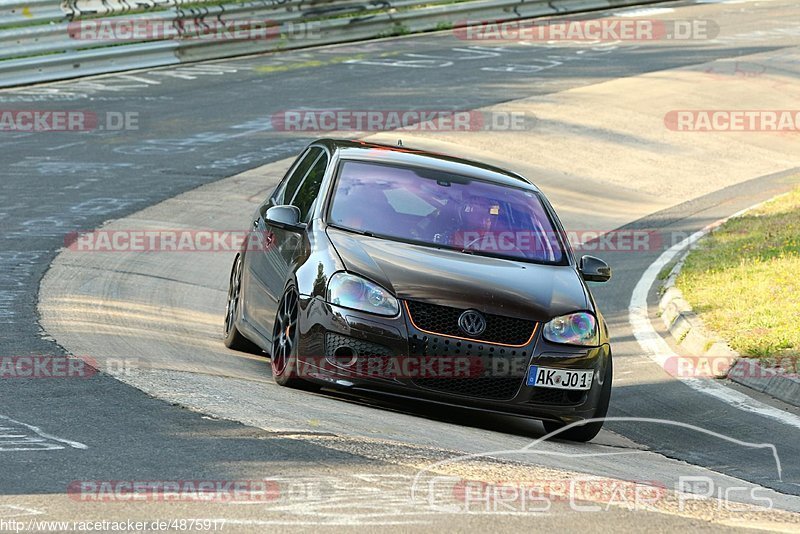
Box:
[527,366,593,390]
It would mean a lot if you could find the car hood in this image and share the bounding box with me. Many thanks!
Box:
[326,227,589,321]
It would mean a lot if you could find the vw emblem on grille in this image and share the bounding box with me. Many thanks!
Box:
[458,310,487,337]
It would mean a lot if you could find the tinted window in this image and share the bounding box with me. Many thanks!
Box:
[328,161,566,264]
[290,153,329,222]
[274,147,323,205]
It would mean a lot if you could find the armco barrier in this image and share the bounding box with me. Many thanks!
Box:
[0,0,668,87]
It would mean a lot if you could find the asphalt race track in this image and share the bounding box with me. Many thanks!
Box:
[2,0,800,530]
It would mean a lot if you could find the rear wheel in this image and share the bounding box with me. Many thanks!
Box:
[223,255,262,353]
[542,356,613,442]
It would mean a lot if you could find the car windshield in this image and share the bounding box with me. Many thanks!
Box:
[328,160,567,264]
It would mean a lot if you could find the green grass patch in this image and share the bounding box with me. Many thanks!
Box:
[658,260,678,281]
[676,185,800,359]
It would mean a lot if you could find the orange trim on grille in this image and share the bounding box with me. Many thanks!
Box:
[403,301,537,348]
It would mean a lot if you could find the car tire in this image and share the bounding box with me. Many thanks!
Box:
[270,286,316,390]
[542,356,613,443]
[223,254,262,354]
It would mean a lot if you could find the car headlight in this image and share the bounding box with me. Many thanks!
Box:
[542,312,599,346]
[327,272,399,317]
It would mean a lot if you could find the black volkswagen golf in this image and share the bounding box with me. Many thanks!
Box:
[224,139,613,441]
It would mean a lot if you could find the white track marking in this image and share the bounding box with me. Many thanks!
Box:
[0,505,44,518]
[612,7,675,16]
[694,0,752,4]
[0,415,88,451]
[628,201,800,431]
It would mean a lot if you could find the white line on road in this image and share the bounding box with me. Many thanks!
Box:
[0,415,88,451]
[628,202,800,431]
[0,505,44,518]
[612,7,675,16]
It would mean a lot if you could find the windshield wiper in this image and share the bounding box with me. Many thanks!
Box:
[330,224,375,238]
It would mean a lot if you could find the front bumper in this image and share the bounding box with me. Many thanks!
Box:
[295,296,611,423]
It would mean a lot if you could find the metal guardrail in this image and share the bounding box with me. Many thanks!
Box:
[0,0,665,88]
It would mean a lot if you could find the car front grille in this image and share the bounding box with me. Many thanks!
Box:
[527,388,587,406]
[404,300,536,346]
[412,377,525,401]
[408,333,528,401]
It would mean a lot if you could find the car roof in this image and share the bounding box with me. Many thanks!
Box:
[312,138,538,191]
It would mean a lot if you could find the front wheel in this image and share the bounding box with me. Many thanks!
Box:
[271,287,308,389]
[542,356,613,442]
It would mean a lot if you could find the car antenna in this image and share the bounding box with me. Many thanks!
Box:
[397,139,403,147]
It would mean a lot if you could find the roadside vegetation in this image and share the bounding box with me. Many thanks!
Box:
[676,184,800,359]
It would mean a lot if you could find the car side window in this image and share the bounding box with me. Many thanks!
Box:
[289,152,329,223]
[272,147,323,205]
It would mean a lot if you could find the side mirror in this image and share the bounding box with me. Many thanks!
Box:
[265,205,304,232]
[579,255,611,283]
